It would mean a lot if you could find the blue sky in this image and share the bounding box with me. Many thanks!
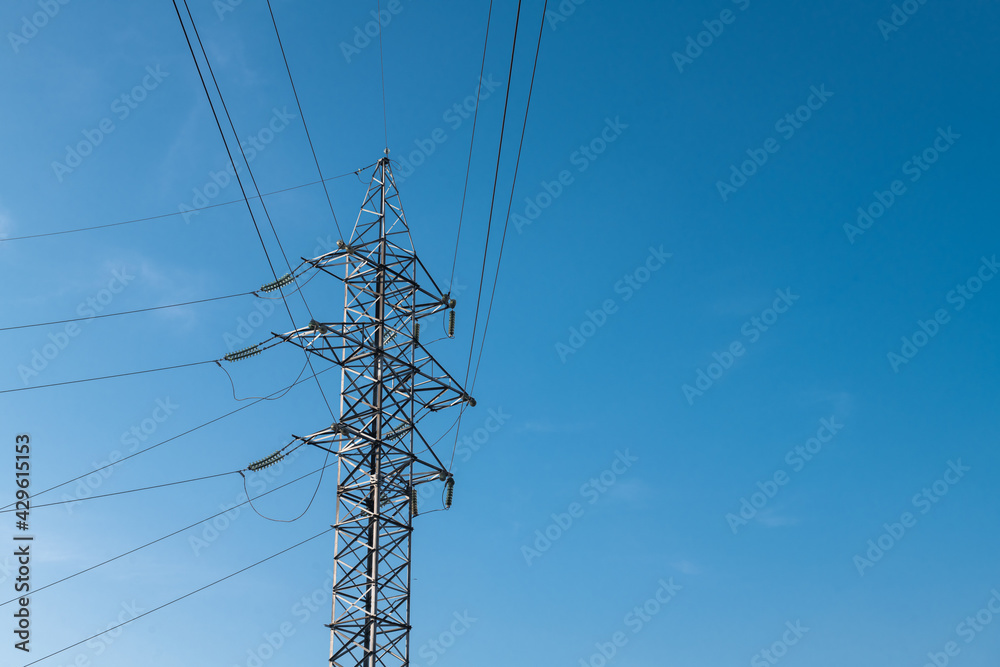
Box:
[1,0,999,666]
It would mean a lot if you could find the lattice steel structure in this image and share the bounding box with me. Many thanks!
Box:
[277,155,473,667]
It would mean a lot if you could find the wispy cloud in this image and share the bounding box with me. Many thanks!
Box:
[606,478,653,506]
[92,252,216,331]
[0,203,14,239]
[755,507,799,528]
[206,32,261,88]
[792,388,855,420]
[517,420,593,434]
[670,560,703,576]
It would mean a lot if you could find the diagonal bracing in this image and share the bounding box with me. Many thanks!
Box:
[277,155,473,667]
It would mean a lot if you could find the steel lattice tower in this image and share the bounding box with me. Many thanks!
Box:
[277,155,474,667]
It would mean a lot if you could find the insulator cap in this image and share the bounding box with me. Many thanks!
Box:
[248,449,286,471]
[383,422,411,441]
[336,240,346,249]
[224,343,262,362]
[444,478,455,509]
[260,273,293,293]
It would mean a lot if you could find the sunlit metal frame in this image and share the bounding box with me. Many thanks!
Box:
[278,156,473,667]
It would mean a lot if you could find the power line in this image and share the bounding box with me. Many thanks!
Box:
[0,291,255,333]
[265,0,346,240]
[470,0,550,392]
[0,358,219,396]
[450,0,495,290]
[376,0,389,151]
[217,358,309,402]
[256,262,324,301]
[181,1,295,287]
[0,168,369,243]
[0,470,239,512]
[0,459,338,608]
[451,0,549,468]
[0,361,337,510]
[462,0,524,395]
[186,1,333,418]
[21,528,335,667]
[173,0,307,348]
[172,0,283,289]
[181,1,310,315]
[241,447,330,523]
[175,0,336,421]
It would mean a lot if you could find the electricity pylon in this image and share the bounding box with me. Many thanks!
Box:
[277,155,474,667]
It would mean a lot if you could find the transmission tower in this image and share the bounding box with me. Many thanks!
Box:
[277,155,474,667]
